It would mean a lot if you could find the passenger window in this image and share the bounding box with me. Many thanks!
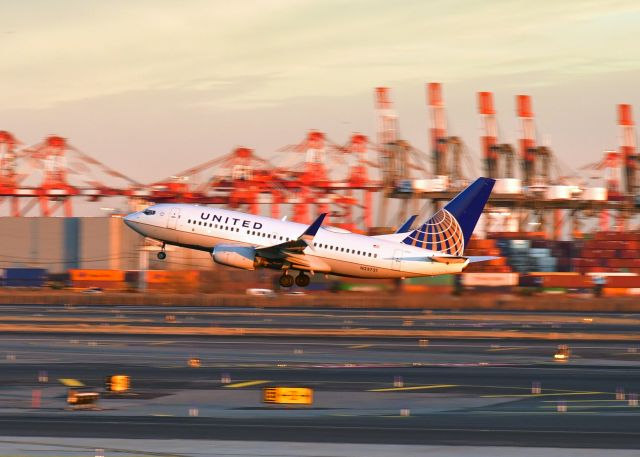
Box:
[374,254,377,258]
[368,253,371,257]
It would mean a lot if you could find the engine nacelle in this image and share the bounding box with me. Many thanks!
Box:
[212,245,257,270]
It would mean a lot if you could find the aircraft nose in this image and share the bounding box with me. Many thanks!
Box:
[123,211,141,230]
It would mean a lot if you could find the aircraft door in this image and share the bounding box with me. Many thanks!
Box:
[391,249,403,271]
[167,207,180,229]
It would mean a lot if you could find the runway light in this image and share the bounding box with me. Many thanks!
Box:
[557,401,567,413]
[554,345,570,361]
[38,371,48,383]
[616,387,625,401]
[31,389,41,408]
[418,339,429,347]
[394,376,404,388]
[400,408,410,416]
[221,373,231,384]
[531,381,541,395]
[628,393,638,407]
[189,407,199,416]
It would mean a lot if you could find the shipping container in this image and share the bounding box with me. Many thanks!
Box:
[406,274,454,286]
[69,269,125,282]
[2,268,47,287]
[461,273,518,287]
[145,270,200,284]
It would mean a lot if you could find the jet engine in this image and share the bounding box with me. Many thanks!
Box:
[212,245,257,270]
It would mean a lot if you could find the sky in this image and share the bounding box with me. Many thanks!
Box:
[1,0,640,193]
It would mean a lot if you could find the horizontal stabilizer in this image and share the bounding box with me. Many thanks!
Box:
[430,256,468,264]
[430,255,498,264]
[466,256,499,263]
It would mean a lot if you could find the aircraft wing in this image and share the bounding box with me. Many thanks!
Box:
[254,213,327,264]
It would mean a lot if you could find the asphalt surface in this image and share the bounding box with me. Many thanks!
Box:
[1,305,639,449]
[1,304,640,334]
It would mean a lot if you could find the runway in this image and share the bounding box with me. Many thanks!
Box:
[0,305,639,451]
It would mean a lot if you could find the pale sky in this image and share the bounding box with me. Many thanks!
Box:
[1,0,640,190]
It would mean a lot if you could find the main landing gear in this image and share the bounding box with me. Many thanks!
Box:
[279,273,294,288]
[278,272,311,288]
[157,243,167,260]
[295,273,310,287]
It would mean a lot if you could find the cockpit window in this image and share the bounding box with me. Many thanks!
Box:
[143,209,156,215]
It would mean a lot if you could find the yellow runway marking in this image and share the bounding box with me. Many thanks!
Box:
[223,380,270,388]
[487,346,527,352]
[348,344,372,349]
[370,384,457,392]
[483,391,603,398]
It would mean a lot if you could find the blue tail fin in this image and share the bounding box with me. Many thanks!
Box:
[401,178,495,255]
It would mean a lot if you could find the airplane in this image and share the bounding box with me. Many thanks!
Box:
[124,177,496,288]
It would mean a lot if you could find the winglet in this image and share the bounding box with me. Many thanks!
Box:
[395,215,417,234]
[300,213,327,240]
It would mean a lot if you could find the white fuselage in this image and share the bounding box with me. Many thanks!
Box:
[124,203,469,279]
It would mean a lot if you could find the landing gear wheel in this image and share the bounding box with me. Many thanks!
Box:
[295,273,310,288]
[157,251,167,260]
[279,274,294,288]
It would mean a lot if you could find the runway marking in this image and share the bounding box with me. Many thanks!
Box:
[149,341,175,346]
[487,346,528,352]
[223,380,270,388]
[540,405,635,409]
[482,391,604,398]
[348,344,372,349]
[369,384,457,392]
[471,410,597,415]
[542,399,627,403]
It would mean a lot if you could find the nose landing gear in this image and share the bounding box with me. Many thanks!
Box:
[157,243,167,260]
